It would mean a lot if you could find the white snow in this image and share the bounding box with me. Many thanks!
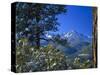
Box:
[45,34,52,39]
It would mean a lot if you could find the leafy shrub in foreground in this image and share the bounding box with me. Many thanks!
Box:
[16,38,68,72]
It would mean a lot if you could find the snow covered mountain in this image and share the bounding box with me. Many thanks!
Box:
[45,30,91,44]
[40,30,92,56]
[43,30,92,47]
[63,30,92,46]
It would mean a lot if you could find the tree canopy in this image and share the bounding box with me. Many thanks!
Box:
[16,2,67,48]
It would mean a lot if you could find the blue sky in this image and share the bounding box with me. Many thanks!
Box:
[56,5,93,36]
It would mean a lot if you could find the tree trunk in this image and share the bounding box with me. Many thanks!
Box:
[36,34,40,49]
[35,26,40,49]
[92,7,97,68]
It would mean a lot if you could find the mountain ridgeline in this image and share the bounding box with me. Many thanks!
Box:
[41,30,92,58]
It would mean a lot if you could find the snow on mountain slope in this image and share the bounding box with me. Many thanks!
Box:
[63,30,91,45]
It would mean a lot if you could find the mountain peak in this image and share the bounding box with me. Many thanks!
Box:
[63,30,91,45]
[69,30,79,35]
[64,30,78,38]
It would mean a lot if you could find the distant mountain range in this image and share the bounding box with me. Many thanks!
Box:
[41,30,92,57]
[63,30,91,43]
[62,30,92,49]
[46,30,92,44]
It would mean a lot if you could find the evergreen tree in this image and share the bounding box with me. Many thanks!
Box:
[16,2,67,48]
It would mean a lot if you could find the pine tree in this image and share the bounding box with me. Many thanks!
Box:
[16,2,67,49]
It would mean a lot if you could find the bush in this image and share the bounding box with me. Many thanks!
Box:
[16,38,68,72]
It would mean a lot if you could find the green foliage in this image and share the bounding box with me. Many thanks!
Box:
[16,38,68,72]
[70,57,93,69]
[16,2,67,48]
[16,38,93,72]
[53,34,69,47]
[15,2,94,72]
[81,44,92,54]
[43,45,68,70]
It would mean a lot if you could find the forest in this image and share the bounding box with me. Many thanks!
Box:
[15,2,97,72]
